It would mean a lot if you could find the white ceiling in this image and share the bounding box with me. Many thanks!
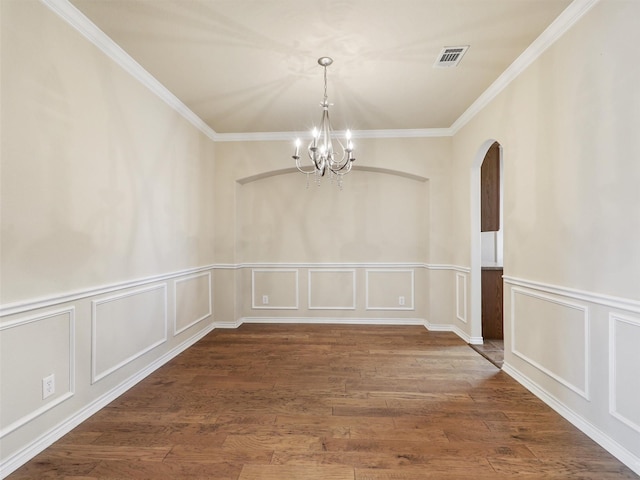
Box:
[69,0,573,134]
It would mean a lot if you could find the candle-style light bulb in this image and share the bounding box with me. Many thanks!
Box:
[294,138,301,157]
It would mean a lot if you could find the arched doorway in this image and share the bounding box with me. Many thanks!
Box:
[470,140,504,367]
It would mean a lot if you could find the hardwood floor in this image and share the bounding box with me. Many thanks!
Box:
[8,324,637,479]
[469,339,504,368]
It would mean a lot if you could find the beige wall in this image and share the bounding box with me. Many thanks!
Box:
[1,0,216,305]
[214,137,453,264]
[452,0,640,296]
[213,137,453,327]
[2,0,639,475]
[450,0,640,467]
[0,0,216,471]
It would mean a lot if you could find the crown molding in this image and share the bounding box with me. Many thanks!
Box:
[41,0,598,143]
[212,128,453,142]
[449,0,600,134]
[40,0,218,142]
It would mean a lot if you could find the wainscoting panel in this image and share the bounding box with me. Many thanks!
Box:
[455,272,467,323]
[609,313,640,433]
[308,269,356,310]
[251,269,298,310]
[91,284,167,383]
[0,308,75,438]
[366,269,414,310]
[510,287,590,400]
[174,272,212,335]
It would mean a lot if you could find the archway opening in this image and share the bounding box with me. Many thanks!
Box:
[470,140,504,368]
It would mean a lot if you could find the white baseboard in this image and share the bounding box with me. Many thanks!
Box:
[502,362,640,477]
[0,323,215,479]
[229,317,478,347]
[239,316,427,326]
[424,321,482,345]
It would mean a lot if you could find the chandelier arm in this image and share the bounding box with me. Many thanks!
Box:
[294,154,317,174]
[291,56,355,186]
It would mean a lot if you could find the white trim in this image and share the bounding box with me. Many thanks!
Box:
[214,128,453,142]
[0,264,217,318]
[0,308,76,439]
[365,269,415,311]
[5,265,637,323]
[455,272,468,323]
[510,286,590,400]
[235,316,478,345]
[308,269,356,310]
[40,0,599,145]
[504,276,640,314]
[0,263,470,318]
[39,0,218,142]
[213,319,243,329]
[503,361,640,478]
[244,262,428,269]
[424,320,482,345]
[0,323,215,479]
[91,284,168,384]
[608,312,640,434]
[241,316,427,326]
[450,0,600,134]
[173,272,212,336]
[251,269,299,310]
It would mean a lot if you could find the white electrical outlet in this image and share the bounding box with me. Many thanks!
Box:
[399,296,405,306]
[42,374,55,399]
[262,295,269,305]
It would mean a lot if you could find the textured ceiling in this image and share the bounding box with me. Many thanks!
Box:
[69,0,572,134]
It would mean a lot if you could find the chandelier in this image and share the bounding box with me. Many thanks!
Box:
[292,57,355,188]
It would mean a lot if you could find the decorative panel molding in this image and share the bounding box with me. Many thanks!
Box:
[609,313,640,433]
[365,269,414,310]
[0,308,75,438]
[308,269,356,310]
[251,269,299,310]
[0,264,216,317]
[510,287,590,400]
[504,276,640,314]
[0,263,472,317]
[91,284,167,383]
[456,272,467,323]
[174,272,212,335]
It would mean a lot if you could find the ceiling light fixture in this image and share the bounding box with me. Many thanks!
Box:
[292,57,355,188]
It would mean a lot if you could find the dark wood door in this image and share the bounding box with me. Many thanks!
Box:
[481,142,500,232]
[482,268,503,339]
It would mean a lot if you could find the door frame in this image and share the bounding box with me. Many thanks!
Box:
[470,139,502,343]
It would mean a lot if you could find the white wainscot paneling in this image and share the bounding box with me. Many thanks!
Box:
[174,272,212,335]
[366,269,414,311]
[609,313,640,433]
[0,308,75,438]
[308,269,356,310]
[456,272,467,323]
[511,287,590,400]
[252,269,298,310]
[91,284,167,383]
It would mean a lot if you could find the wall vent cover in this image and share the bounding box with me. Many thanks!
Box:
[434,46,469,67]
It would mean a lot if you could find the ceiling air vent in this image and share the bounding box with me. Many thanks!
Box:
[434,45,469,68]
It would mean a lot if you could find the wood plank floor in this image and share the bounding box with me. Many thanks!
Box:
[8,324,637,479]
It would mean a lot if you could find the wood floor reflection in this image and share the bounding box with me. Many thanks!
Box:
[8,324,636,479]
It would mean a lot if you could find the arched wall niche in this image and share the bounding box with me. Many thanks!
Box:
[235,167,430,264]
[237,165,428,186]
